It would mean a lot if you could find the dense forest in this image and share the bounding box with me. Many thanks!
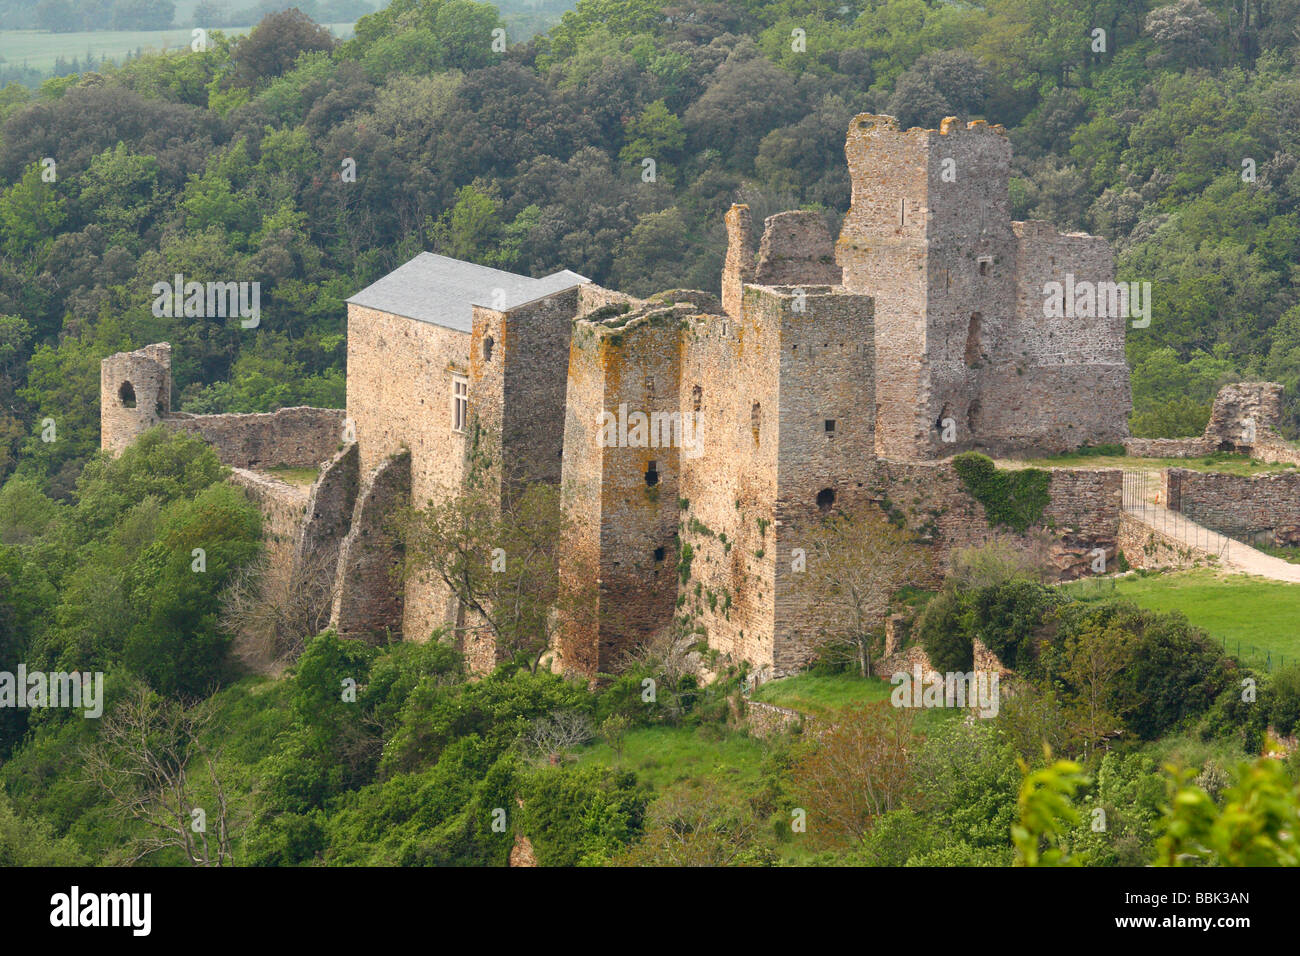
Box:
[2,0,1300,867]
[3,0,1300,493]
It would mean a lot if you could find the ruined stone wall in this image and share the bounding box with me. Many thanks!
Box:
[1206,382,1284,446]
[1124,383,1300,464]
[331,450,410,643]
[101,344,173,454]
[1124,437,1214,457]
[228,467,309,571]
[1118,511,1221,571]
[721,204,755,319]
[297,443,359,568]
[1165,467,1300,545]
[499,288,582,490]
[103,345,348,470]
[753,211,842,286]
[737,698,814,738]
[678,290,782,674]
[920,119,1016,458]
[977,223,1128,455]
[834,113,1127,459]
[836,114,932,460]
[866,460,1121,580]
[577,283,643,318]
[164,407,345,470]
[557,319,607,675]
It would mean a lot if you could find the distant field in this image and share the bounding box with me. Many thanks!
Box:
[0,24,355,71]
[1064,568,1300,668]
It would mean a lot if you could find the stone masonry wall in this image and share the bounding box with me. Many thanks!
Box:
[500,287,582,491]
[1124,383,1300,464]
[1124,436,1214,457]
[103,344,345,469]
[677,287,784,675]
[769,286,876,674]
[985,223,1128,454]
[559,304,690,674]
[920,119,1017,459]
[101,344,172,455]
[297,442,359,568]
[868,460,1121,579]
[836,114,932,460]
[228,467,309,571]
[164,406,345,469]
[1165,467,1300,545]
[346,304,471,645]
[331,450,411,643]
[834,113,1127,459]
[1118,511,1222,571]
[721,204,755,319]
[753,211,842,286]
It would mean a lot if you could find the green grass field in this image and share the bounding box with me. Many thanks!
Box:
[578,724,769,793]
[750,672,967,730]
[1064,569,1300,668]
[0,24,355,71]
[265,465,320,487]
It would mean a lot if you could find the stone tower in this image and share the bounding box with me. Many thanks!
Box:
[837,114,1015,460]
[100,343,172,455]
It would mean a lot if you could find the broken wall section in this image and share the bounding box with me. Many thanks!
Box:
[331,450,411,643]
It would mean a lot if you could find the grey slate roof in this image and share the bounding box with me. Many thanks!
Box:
[346,252,588,332]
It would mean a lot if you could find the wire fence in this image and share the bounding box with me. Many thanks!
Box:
[1219,636,1287,673]
[1120,471,1296,671]
[1121,470,1230,560]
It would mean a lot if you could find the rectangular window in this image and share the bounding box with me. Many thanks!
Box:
[452,375,468,433]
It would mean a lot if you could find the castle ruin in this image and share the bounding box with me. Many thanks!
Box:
[101,114,1140,679]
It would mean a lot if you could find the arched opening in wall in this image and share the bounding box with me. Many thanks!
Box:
[692,385,702,412]
[751,402,761,447]
[645,460,659,487]
[816,488,835,513]
[967,399,982,435]
[483,336,494,362]
[937,402,953,435]
[118,381,136,408]
[964,313,982,367]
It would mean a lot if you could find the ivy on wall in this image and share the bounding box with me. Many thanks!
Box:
[952,452,1051,533]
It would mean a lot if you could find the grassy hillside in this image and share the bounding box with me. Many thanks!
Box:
[1065,569,1300,669]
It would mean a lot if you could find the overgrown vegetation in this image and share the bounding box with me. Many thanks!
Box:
[952,452,1052,532]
